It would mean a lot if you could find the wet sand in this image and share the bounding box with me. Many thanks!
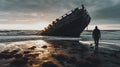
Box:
[0,40,120,67]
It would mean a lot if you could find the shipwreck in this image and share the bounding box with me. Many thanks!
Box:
[41,5,91,37]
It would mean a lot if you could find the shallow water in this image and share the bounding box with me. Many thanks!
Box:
[0,30,120,50]
[81,30,120,44]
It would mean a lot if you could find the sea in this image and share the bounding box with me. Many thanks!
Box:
[0,30,120,51]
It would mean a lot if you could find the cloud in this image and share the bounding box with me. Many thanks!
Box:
[0,0,116,12]
[0,0,119,25]
[94,3,120,20]
[91,2,120,25]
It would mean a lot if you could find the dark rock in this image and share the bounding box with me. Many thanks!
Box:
[42,61,58,67]
[0,53,13,59]
[10,49,20,54]
[42,45,47,48]
[10,58,28,67]
[24,53,39,58]
[52,54,77,64]
[1,49,9,53]
[23,51,31,54]
[14,54,23,59]
[28,46,36,50]
[52,54,68,61]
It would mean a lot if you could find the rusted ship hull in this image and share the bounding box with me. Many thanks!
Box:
[41,6,91,37]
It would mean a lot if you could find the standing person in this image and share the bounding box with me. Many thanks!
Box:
[92,26,101,51]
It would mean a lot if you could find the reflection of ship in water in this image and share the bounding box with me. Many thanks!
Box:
[41,5,91,37]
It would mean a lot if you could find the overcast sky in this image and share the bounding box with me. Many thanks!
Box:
[0,0,120,30]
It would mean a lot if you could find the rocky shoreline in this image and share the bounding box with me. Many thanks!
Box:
[0,40,119,67]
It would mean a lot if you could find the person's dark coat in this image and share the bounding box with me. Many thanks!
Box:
[92,27,101,40]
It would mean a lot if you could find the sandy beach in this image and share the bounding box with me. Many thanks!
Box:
[0,39,119,67]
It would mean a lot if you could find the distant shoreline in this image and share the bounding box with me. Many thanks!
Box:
[84,30,120,31]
